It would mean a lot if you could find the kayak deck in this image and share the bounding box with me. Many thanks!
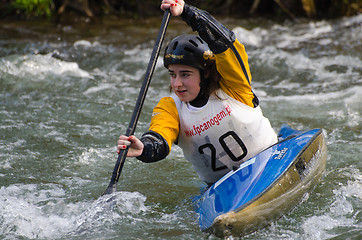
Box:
[197,124,327,237]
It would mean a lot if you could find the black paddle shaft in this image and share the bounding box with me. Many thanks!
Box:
[103,10,171,195]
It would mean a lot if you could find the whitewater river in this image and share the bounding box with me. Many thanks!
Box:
[1,14,361,240]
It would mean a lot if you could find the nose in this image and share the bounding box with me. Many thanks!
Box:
[172,75,183,87]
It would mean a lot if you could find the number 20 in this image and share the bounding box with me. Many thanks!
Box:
[198,131,248,172]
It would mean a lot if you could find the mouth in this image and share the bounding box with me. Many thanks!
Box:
[176,89,187,94]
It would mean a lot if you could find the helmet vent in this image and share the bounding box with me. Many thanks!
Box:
[172,41,178,50]
[196,36,204,44]
[189,39,198,47]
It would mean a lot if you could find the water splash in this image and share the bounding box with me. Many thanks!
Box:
[0,183,149,239]
[302,168,362,239]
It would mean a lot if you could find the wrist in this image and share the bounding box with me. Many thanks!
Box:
[180,3,189,19]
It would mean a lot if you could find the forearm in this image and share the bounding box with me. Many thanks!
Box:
[137,131,170,163]
[180,4,236,54]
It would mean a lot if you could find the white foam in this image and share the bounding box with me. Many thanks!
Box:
[233,26,263,47]
[73,40,101,48]
[0,184,72,239]
[83,83,116,95]
[76,147,114,165]
[0,184,149,239]
[335,168,362,200]
[301,168,361,239]
[78,147,100,164]
[114,191,148,214]
[302,214,349,239]
[266,20,334,49]
[1,53,91,80]
[265,86,362,105]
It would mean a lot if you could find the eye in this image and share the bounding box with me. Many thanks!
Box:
[169,72,176,78]
[182,72,191,77]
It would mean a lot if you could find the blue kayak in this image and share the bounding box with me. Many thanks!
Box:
[196,124,327,237]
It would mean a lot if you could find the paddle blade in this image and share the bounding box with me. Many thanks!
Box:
[103,182,117,195]
[103,148,128,195]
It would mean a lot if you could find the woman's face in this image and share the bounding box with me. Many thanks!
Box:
[168,64,201,102]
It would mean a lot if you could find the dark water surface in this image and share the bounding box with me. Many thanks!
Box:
[1,14,361,239]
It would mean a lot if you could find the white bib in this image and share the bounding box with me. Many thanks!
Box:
[172,90,277,184]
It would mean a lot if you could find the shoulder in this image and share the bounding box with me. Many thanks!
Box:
[156,95,177,107]
[153,95,179,116]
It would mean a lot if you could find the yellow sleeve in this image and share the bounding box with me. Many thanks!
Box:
[148,96,179,151]
[216,39,256,107]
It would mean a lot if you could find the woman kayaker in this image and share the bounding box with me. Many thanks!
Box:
[117,0,278,185]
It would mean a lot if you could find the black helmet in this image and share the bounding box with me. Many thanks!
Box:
[164,34,215,70]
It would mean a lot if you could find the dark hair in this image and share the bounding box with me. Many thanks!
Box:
[200,61,221,97]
